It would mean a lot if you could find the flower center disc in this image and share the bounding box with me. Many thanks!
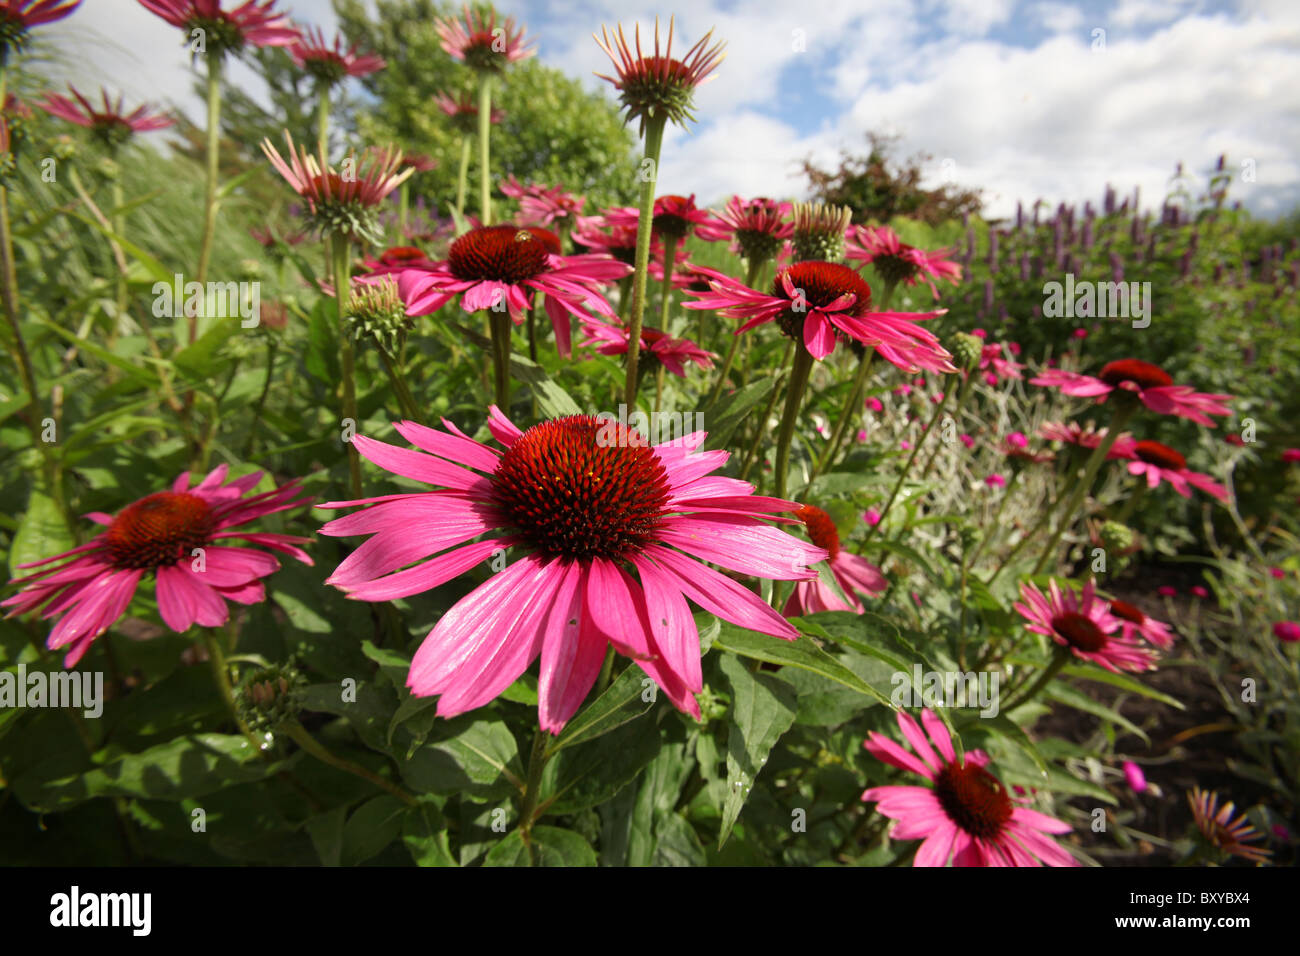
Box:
[795,504,840,560]
[1099,358,1173,390]
[1109,598,1146,625]
[653,195,694,238]
[933,761,1013,841]
[1052,611,1108,652]
[448,225,549,283]
[379,245,426,266]
[490,416,672,560]
[1134,440,1186,470]
[773,262,872,338]
[105,492,216,570]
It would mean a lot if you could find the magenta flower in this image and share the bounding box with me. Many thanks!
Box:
[861,709,1078,867]
[594,16,725,132]
[683,261,954,373]
[1031,358,1232,427]
[1269,568,1286,580]
[959,434,974,449]
[500,175,585,229]
[137,1,298,53]
[288,25,385,82]
[394,225,630,358]
[978,342,1024,383]
[846,225,962,299]
[866,397,884,413]
[579,317,713,377]
[695,195,792,261]
[1107,598,1175,649]
[1275,622,1300,643]
[1158,586,1177,597]
[1039,420,1128,450]
[1111,440,1229,503]
[984,473,1006,488]
[319,409,825,733]
[1122,761,1147,793]
[37,86,172,147]
[261,131,412,224]
[864,508,881,527]
[1282,448,1300,464]
[434,90,504,130]
[1190,585,1209,599]
[1015,579,1157,673]
[435,3,535,71]
[782,505,886,616]
[606,194,715,244]
[1188,787,1272,863]
[3,466,312,667]
[1,0,80,62]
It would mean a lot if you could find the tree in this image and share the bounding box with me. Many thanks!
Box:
[802,132,982,225]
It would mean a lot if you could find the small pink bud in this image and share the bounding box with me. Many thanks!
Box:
[1073,328,1088,339]
[1122,761,1147,793]
[856,428,868,443]
[1006,431,1028,449]
[971,328,987,338]
[1190,585,1208,599]
[1158,586,1177,596]
[959,434,974,449]
[900,440,912,450]
[984,372,998,386]
[1275,621,1300,643]
[866,397,884,412]
[1269,567,1285,579]
[1282,448,1300,463]
[864,508,882,527]
[985,474,1006,488]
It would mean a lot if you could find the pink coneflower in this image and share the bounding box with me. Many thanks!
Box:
[1111,439,1229,503]
[1187,788,1271,863]
[1283,448,1300,463]
[846,225,962,299]
[1275,621,1300,643]
[570,214,648,265]
[395,224,630,358]
[500,175,585,229]
[435,4,534,72]
[1,1,80,62]
[401,152,439,173]
[606,194,715,245]
[682,261,955,373]
[1107,598,1175,649]
[137,1,298,54]
[37,86,172,148]
[1039,420,1127,450]
[861,708,1077,867]
[1030,358,1232,427]
[260,131,412,243]
[594,16,725,133]
[1002,432,1054,465]
[579,317,713,377]
[782,505,886,616]
[361,245,434,276]
[1015,579,1157,673]
[433,90,504,132]
[695,195,793,263]
[2,466,312,667]
[959,433,974,449]
[319,409,825,733]
[1122,761,1147,793]
[978,342,1024,383]
[288,25,385,83]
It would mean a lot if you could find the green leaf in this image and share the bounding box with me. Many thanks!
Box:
[9,483,74,579]
[1043,683,1150,743]
[35,318,158,386]
[956,711,1049,777]
[304,806,347,867]
[483,826,597,866]
[340,795,409,866]
[500,672,539,706]
[702,375,777,451]
[508,354,582,417]
[401,717,524,799]
[401,800,457,867]
[538,714,663,815]
[716,654,797,847]
[712,621,894,708]
[66,211,172,285]
[1059,664,1185,709]
[172,317,242,383]
[546,664,653,755]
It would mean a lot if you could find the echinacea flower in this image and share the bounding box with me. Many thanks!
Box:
[137,0,298,56]
[1030,358,1232,427]
[594,16,725,134]
[1,0,81,63]
[1039,420,1128,450]
[3,466,312,667]
[500,175,585,228]
[979,342,1024,383]
[260,131,413,243]
[682,260,955,373]
[846,225,962,298]
[606,194,715,244]
[570,214,643,265]
[1187,787,1272,864]
[695,195,793,263]
[319,408,825,733]
[394,224,630,358]
[362,245,434,275]
[861,708,1078,866]
[1122,761,1147,793]
[1111,439,1229,503]
[435,3,534,72]
[433,89,504,133]
[37,86,172,149]
[1015,579,1157,673]
[1106,597,1175,649]
[288,25,384,83]
[1275,621,1300,643]
[782,505,886,616]
[579,317,713,377]
[790,201,851,262]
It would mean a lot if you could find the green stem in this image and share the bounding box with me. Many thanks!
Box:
[283,721,417,807]
[455,135,470,219]
[477,74,494,226]
[773,342,816,499]
[707,256,766,407]
[1030,404,1134,576]
[201,631,263,753]
[863,383,954,546]
[489,309,511,410]
[657,238,677,332]
[195,52,223,309]
[518,728,551,841]
[316,81,330,161]
[739,342,792,481]
[377,345,421,422]
[917,368,977,482]
[966,468,1021,569]
[810,350,874,485]
[622,113,668,410]
[109,179,127,348]
[332,235,363,497]
[1001,646,1071,713]
[242,338,278,459]
[397,181,409,238]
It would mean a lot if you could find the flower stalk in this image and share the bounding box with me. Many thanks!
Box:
[622,112,667,409]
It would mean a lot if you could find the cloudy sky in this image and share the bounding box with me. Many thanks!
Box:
[40,0,1300,220]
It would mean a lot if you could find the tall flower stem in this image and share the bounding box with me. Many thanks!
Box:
[242,338,278,459]
[965,468,1021,569]
[518,728,550,843]
[739,341,792,481]
[1029,405,1134,576]
[477,74,494,226]
[201,631,263,752]
[455,136,470,218]
[656,239,677,332]
[772,342,816,499]
[377,345,421,422]
[282,721,417,807]
[707,256,766,407]
[621,113,667,410]
[809,283,895,483]
[316,81,330,160]
[863,385,955,547]
[917,369,976,482]
[489,309,512,410]
[332,235,363,497]
[109,179,128,348]
[194,52,223,316]
[1000,646,1070,713]
[398,181,410,236]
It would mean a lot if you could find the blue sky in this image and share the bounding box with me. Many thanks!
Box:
[41,0,1300,219]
